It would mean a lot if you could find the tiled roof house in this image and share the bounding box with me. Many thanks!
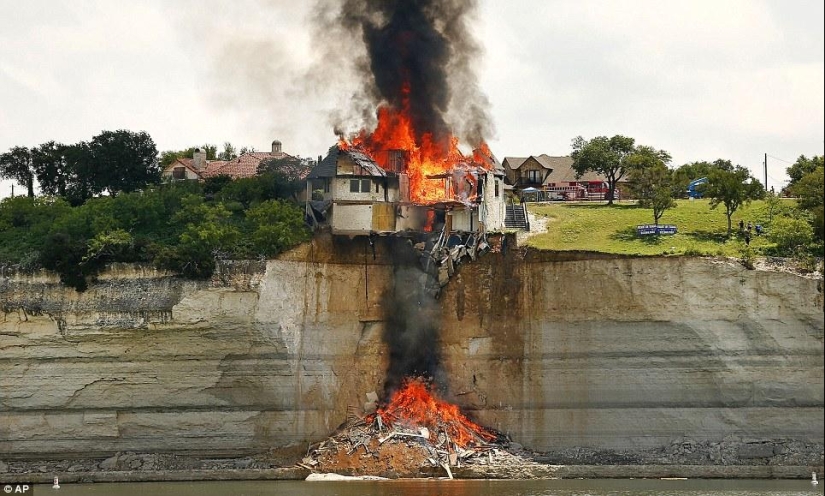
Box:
[162,140,302,181]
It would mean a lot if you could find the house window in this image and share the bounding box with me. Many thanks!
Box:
[526,170,542,183]
[172,166,185,180]
[324,179,330,193]
[495,180,500,197]
[349,178,372,193]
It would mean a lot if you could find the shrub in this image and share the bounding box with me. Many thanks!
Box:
[767,216,814,255]
[245,200,310,257]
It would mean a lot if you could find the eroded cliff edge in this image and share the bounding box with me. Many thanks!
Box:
[1,235,823,470]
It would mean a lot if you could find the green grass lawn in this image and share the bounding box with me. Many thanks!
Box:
[524,198,796,256]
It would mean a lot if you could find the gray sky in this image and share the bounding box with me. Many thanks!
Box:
[1,0,822,198]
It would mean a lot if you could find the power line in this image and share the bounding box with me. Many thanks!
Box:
[766,154,794,165]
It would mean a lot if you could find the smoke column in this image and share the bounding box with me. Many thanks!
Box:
[380,250,447,398]
[317,0,495,149]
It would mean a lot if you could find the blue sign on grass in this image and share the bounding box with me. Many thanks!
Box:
[637,224,677,236]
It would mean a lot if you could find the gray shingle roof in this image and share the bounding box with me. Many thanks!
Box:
[307,146,394,179]
[306,146,340,179]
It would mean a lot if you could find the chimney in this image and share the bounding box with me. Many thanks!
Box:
[193,148,206,170]
[271,140,282,154]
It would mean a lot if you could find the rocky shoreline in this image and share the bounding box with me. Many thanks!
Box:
[2,464,821,483]
[2,440,823,483]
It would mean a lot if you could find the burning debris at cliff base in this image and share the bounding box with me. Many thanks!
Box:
[299,377,547,479]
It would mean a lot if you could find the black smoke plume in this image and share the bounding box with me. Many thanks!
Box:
[317,0,495,148]
[380,252,446,398]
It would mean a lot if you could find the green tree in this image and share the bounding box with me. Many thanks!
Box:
[764,189,783,224]
[767,216,814,254]
[245,200,310,256]
[62,142,95,205]
[160,144,219,167]
[570,135,635,205]
[0,196,72,267]
[218,142,238,161]
[31,141,70,197]
[626,146,676,225]
[89,130,160,196]
[154,195,240,278]
[786,155,823,186]
[790,165,824,241]
[672,161,715,198]
[791,165,824,212]
[704,164,765,236]
[0,146,35,197]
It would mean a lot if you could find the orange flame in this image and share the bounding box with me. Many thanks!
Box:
[341,103,493,205]
[372,377,496,448]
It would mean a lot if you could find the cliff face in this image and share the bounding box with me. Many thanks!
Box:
[1,236,823,464]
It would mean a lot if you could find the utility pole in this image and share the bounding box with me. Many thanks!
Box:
[764,153,768,191]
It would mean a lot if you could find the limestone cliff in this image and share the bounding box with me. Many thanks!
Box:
[1,235,822,466]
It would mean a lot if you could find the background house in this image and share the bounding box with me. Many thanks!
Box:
[161,140,296,181]
[502,154,623,200]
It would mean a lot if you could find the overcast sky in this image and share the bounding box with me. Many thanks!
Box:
[1,0,822,198]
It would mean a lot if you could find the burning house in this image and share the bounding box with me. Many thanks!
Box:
[305,142,506,236]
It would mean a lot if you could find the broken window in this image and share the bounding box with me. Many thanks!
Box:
[350,178,373,193]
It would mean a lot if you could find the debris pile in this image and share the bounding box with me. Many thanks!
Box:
[414,227,490,296]
[299,377,518,479]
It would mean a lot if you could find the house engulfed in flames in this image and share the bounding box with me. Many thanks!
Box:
[305,143,507,237]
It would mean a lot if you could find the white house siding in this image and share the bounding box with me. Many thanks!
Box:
[331,204,374,234]
[333,177,397,202]
[451,209,473,232]
[482,172,506,231]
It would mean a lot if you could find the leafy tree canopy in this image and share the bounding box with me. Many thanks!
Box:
[570,134,636,205]
[703,163,765,236]
[89,130,160,196]
[626,146,676,225]
[672,161,716,198]
[0,146,35,197]
[786,155,823,186]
